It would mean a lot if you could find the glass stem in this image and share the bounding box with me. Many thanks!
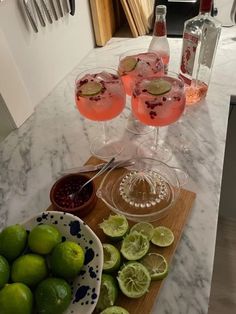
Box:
[153,127,159,150]
[102,121,108,144]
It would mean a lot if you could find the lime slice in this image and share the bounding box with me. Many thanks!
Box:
[117,262,151,298]
[96,274,118,311]
[99,215,129,241]
[79,81,102,96]
[101,306,130,314]
[151,226,174,247]
[120,56,137,72]
[130,222,154,241]
[141,253,168,280]
[103,244,121,273]
[121,231,149,261]
[146,79,171,95]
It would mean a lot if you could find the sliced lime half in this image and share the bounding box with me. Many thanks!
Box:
[101,306,130,314]
[130,222,154,241]
[146,79,171,95]
[79,81,102,96]
[121,231,149,261]
[120,56,137,72]
[96,274,118,311]
[151,226,174,247]
[103,244,121,273]
[99,215,129,241]
[117,262,151,298]
[141,253,168,280]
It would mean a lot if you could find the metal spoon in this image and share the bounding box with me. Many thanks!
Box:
[69,157,115,200]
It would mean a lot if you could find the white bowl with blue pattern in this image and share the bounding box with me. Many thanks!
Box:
[21,211,103,314]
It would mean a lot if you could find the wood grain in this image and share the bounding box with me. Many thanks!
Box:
[90,0,116,46]
[48,156,196,313]
[120,0,139,38]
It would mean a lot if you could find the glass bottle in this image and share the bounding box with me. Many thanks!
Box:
[149,5,170,73]
[179,0,221,105]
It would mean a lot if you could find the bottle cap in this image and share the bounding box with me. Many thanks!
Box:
[155,5,166,15]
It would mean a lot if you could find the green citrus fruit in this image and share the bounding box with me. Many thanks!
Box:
[0,224,27,262]
[11,254,48,287]
[50,241,84,280]
[120,231,150,260]
[151,226,174,247]
[79,81,102,96]
[28,224,61,255]
[103,244,121,273]
[0,255,10,289]
[0,283,33,314]
[35,277,72,314]
[101,306,130,314]
[130,222,154,241]
[99,214,129,241]
[96,274,118,311]
[140,253,168,280]
[117,262,151,298]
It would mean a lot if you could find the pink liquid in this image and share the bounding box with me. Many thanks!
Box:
[118,52,164,96]
[185,80,208,105]
[159,53,170,73]
[76,72,126,121]
[131,76,185,127]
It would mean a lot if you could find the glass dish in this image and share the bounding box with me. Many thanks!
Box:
[97,157,184,222]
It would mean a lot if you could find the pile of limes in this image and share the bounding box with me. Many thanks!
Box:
[96,214,175,313]
[0,223,85,314]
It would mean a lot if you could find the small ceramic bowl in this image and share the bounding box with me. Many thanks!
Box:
[21,211,103,314]
[50,173,97,218]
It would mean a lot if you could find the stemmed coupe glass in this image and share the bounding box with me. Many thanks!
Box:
[118,49,164,135]
[75,67,126,159]
[131,72,186,162]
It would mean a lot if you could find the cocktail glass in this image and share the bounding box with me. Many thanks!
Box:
[131,72,186,162]
[118,49,164,135]
[75,67,126,159]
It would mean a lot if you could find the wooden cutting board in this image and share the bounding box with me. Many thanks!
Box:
[48,156,196,313]
[90,0,116,46]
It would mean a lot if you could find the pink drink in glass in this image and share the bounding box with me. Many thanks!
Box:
[76,71,125,121]
[132,76,185,127]
[118,51,164,96]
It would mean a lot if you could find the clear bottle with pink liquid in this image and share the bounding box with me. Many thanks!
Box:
[148,5,170,73]
[179,0,221,105]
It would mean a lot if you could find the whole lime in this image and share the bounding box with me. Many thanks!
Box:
[0,224,27,262]
[11,254,48,287]
[0,283,33,314]
[50,241,84,279]
[28,224,61,255]
[0,255,10,289]
[35,277,72,314]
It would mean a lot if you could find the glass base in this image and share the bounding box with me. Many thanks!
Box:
[137,139,172,163]
[90,136,124,160]
[126,114,155,135]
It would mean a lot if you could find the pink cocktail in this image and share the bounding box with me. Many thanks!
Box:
[118,51,164,96]
[132,76,185,126]
[131,72,186,162]
[76,71,125,121]
[75,68,126,159]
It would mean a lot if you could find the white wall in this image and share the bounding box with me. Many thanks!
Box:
[0,0,95,109]
[214,0,235,26]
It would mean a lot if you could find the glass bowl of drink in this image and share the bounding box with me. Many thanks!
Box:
[118,49,164,135]
[96,157,183,222]
[131,71,186,162]
[75,67,126,159]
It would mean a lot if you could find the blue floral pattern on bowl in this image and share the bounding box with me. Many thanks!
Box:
[21,211,103,314]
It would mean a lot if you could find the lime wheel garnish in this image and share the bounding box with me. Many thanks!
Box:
[146,79,171,95]
[78,81,102,96]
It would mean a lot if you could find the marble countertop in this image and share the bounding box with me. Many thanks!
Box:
[1,26,236,313]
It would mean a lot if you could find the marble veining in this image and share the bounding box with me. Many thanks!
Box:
[0,26,236,314]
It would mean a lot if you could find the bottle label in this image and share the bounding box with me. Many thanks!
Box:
[180,33,199,84]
